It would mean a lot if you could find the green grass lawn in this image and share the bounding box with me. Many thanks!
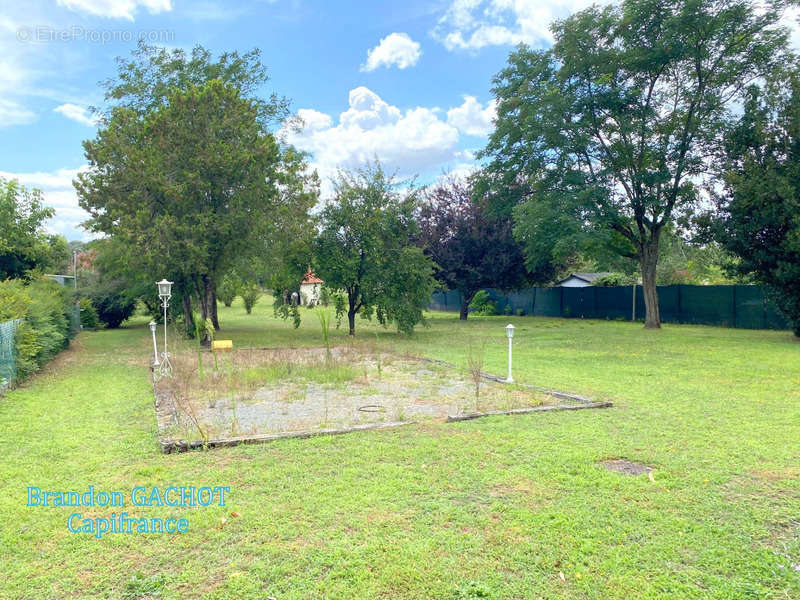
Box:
[1,295,798,599]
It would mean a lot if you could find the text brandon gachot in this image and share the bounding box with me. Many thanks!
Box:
[26,485,230,538]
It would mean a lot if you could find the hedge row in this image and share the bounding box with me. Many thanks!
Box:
[0,278,78,381]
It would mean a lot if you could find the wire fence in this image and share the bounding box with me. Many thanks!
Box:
[430,285,790,330]
[0,305,80,393]
[69,303,81,339]
[0,318,23,392]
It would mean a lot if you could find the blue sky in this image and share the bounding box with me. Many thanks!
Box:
[1,0,798,241]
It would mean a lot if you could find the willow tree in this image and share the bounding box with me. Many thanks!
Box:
[480,0,794,328]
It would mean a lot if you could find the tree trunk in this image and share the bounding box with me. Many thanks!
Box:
[459,290,476,320]
[182,294,195,338]
[194,278,208,321]
[347,287,359,336]
[348,310,356,336]
[205,276,220,331]
[459,300,470,320]
[640,237,661,329]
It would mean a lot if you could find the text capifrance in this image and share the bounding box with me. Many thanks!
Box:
[27,485,230,538]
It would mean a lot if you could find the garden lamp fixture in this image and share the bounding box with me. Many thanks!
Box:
[154,279,173,379]
[149,321,160,368]
[505,323,515,383]
[157,279,173,302]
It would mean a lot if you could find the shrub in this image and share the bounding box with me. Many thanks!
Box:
[0,279,31,320]
[82,278,136,328]
[593,273,633,287]
[469,290,497,316]
[26,280,70,361]
[319,286,332,307]
[241,283,260,314]
[0,278,73,380]
[503,303,513,316]
[79,297,99,329]
[217,274,239,307]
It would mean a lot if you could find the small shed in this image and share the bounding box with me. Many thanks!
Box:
[299,270,323,306]
[555,272,611,288]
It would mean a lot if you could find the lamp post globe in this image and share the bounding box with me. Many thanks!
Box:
[157,279,173,301]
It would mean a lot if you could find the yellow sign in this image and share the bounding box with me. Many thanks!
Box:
[212,340,233,352]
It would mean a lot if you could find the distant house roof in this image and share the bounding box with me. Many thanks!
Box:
[301,269,323,285]
[555,272,612,286]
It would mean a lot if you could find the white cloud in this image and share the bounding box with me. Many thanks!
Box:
[56,0,172,20]
[54,103,98,127]
[297,108,333,131]
[0,167,92,240]
[435,0,800,52]
[433,0,607,51]
[447,95,496,136]
[283,87,476,196]
[0,98,36,127]
[786,7,800,50]
[361,32,422,72]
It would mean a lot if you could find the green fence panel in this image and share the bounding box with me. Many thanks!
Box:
[507,289,535,315]
[429,284,789,330]
[430,291,447,312]
[596,286,634,320]
[445,290,463,312]
[69,303,81,338]
[562,287,593,318]
[656,285,680,323]
[733,285,765,329]
[0,318,22,391]
[533,287,561,317]
[679,285,734,326]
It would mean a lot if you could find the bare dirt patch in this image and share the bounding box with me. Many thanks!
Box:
[599,458,654,476]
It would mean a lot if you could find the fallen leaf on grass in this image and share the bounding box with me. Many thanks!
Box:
[231,511,240,518]
[648,471,655,482]
[559,571,566,582]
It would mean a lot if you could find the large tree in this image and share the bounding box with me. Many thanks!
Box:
[0,178,68,280]
[314,163,436,336]
[480,0,793,328]
[76,44,314,333]
[416,175,528,320]
[712,69,800,334]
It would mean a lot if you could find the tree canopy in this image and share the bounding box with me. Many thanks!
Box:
[76,44,315,335]
[712,68,800,334]
[314,163,436,336]
[480,0,794,328]
[0,178,68,280]
[416,175,528,319]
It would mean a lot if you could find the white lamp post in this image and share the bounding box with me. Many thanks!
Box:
[149,321,160,368]
[155,279,173,379]
[505,323,515,383]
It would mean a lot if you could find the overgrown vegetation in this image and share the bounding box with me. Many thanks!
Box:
[468,290,497,316]
[711,67,800,335]
[479,0,793,328]
[314,162,436,336]
[0,278,76,380]
[1,306,798,598]
[241,283,260,315]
